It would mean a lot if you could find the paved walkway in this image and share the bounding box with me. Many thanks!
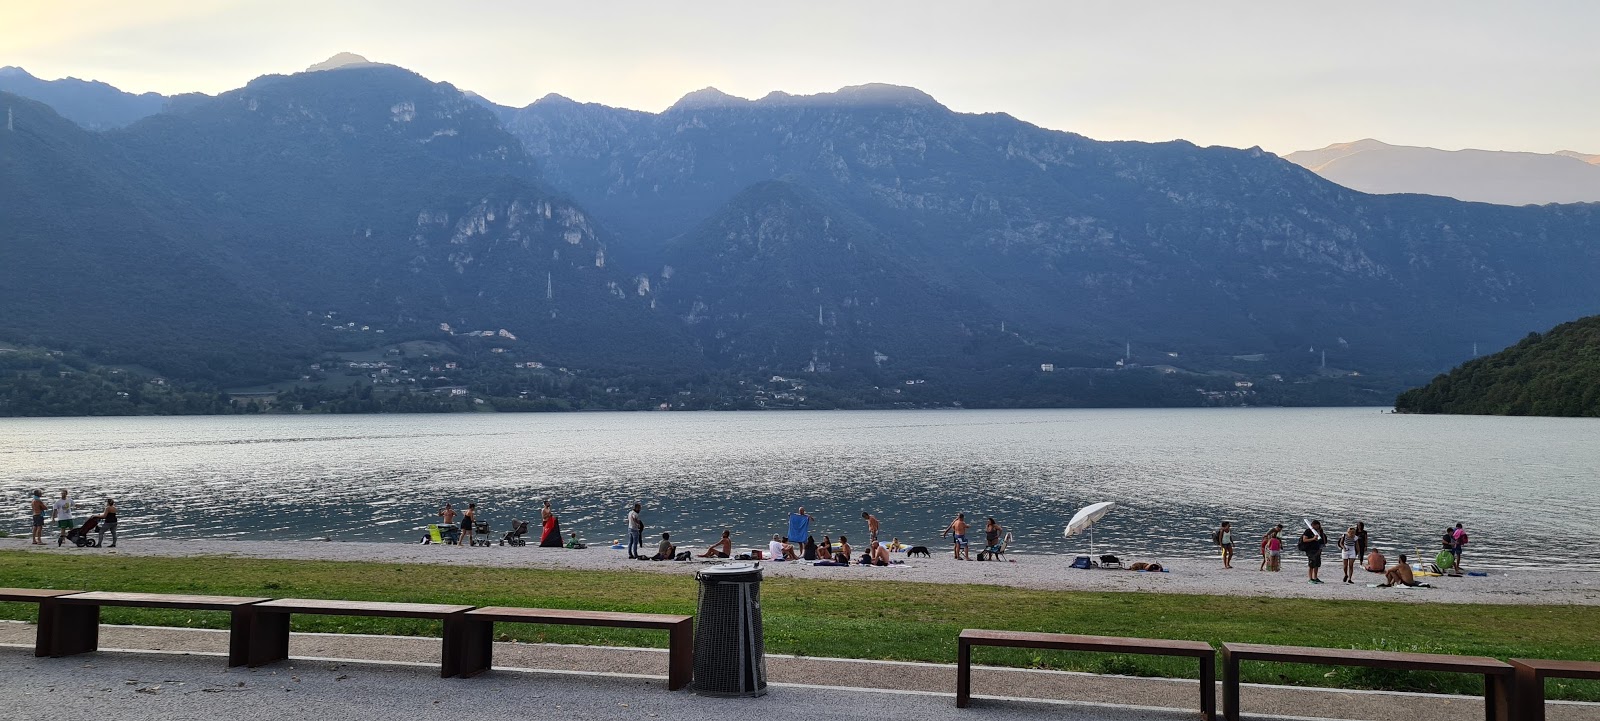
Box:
[1,623,1596,720]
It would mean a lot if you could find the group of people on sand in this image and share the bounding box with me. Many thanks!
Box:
[1215,519,1470,586]
[632,505,1008,567]
[435,499,567,547]
[26,489,117,547]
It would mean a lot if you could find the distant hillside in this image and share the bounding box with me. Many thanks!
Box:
[1395,316,1600,416]
[1286,139,1600,205]
[0,66,166,130]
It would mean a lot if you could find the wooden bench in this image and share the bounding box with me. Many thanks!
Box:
[457,607,693,690]
[1221,642,1512,721]
[1511,658,1600,721]
[53,591,267,667]
[246,598,474,677]
[957,630,1216,720]
[0,588,83,657]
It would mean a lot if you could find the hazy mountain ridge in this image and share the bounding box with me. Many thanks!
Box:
[1286,139,1600,205]
[0,66,167,130]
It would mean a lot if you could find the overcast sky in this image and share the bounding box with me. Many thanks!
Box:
[3,0,1595,154]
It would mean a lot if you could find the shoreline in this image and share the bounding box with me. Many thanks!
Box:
[5,538,1596,606]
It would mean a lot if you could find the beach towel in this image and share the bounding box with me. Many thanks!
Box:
[813,560,843,566]
[787,513,811,544]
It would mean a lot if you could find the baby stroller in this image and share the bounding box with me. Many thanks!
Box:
[500,519,529,546]
[61,517,103,548]
[470,520,493,547]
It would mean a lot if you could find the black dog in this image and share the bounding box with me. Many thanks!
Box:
[905,546,931,558]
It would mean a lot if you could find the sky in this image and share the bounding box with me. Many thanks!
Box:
[2,0,1595,154]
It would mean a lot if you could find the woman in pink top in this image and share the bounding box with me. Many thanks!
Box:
[1263,524,1284,572]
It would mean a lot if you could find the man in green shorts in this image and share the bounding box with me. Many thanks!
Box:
[53,489,74,545]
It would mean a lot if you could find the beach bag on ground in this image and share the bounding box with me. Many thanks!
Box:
[1069,555,1092,569]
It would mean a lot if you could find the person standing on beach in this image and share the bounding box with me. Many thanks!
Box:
[626,503,644,559]
[29,490,46,545]
[942,512,971,560]
[1450,522,1468,574]
[1338,526,1360,584]
[1265,524,1284,572]
[52,490,73,546]
[1215,521,1235,569]
[1300,521,1327,584]
[862,511,881,545]
[1355,522,1369,559]
[461,503,478,546]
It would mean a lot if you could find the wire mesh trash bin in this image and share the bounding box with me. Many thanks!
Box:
[691,562,766,697]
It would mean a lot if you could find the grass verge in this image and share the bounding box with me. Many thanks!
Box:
[0,552,1596,700]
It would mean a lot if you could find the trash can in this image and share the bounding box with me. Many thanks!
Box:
[691,562,766,697]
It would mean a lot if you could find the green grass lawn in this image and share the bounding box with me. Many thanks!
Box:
[1,552,1596,700]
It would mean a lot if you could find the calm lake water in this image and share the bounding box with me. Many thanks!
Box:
[2,408,1595,569]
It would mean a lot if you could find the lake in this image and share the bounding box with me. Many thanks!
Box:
[1,408,1595,569]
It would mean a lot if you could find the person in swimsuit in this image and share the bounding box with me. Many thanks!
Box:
[835,536,852,564]
[461,503,478,546]
[942,512,971,560]
[700,530,733,558]
[983,517,1003,559]
[1450,523,1467,574]
[1264,524,1283,572]
[1338,526,1360,584]
[538,500,563,548]
[869,541,890,566]
[1217,521,1235,569]
[819,535,834,559]
[1381,555,1428,588]
[30,490,46,545]
[862,511,880,544]
[803,535,819,561]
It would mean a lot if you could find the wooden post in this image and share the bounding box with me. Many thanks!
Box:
[955,637,971,708]
[51,603,99,657]
[667,618,693,691]
[1198,654,1216,721]
[1222,647,1240,721]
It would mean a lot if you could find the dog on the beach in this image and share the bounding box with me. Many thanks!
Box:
[905,545,931,558]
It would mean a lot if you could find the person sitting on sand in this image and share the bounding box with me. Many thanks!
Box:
[835,536,852,564]
[1380,555,1429,588]
[819,535,834,559]
[886,537,904,552]
[782,537,799,561]
[651,532,676,560]
[870,541,891,566]
[803,535,819,561]
[701,530,733,558]
[769,535,785,561]
[565,531,587,549]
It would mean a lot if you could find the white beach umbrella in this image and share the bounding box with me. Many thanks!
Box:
[1064,501,1118,560]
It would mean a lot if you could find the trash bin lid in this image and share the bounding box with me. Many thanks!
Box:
[696,562,762,583]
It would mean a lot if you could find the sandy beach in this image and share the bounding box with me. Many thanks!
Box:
[5,537,1597,605]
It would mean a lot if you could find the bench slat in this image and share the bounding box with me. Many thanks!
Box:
[254,598,473,618]
[1511,658,1600,679]
[60,592,269,610]
[962,629,1213,656]
[1224,642,1510,674]
[0,588,82,601]
[466,607,690,628]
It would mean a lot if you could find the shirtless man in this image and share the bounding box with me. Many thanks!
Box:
[869,541,890,566]
[862,511,881,544]
[836,536,852,564]
[30,490,46,545]
[701,530,733,558]
[942,512,971,560]
[1382,555,1428,588]
[461,503,478,546]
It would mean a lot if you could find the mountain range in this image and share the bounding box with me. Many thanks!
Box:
[1285,139,1600,206]
[4,55,1600,409]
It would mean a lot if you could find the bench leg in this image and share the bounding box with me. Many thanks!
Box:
[1198,655,1216,721]
[1222,649,1240,721]
[440,615,464,678]
[667,619,693,691]
[1485,673,1513,721]
[955,639,972,708]
[456,618,494,679]
[1514,667,1543,721]
[33,600,60,657]
[227,609,253,668]
[52,604,99,657]
[248,611,290,667]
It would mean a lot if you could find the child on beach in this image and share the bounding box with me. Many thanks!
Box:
[1260,524,1283,572]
